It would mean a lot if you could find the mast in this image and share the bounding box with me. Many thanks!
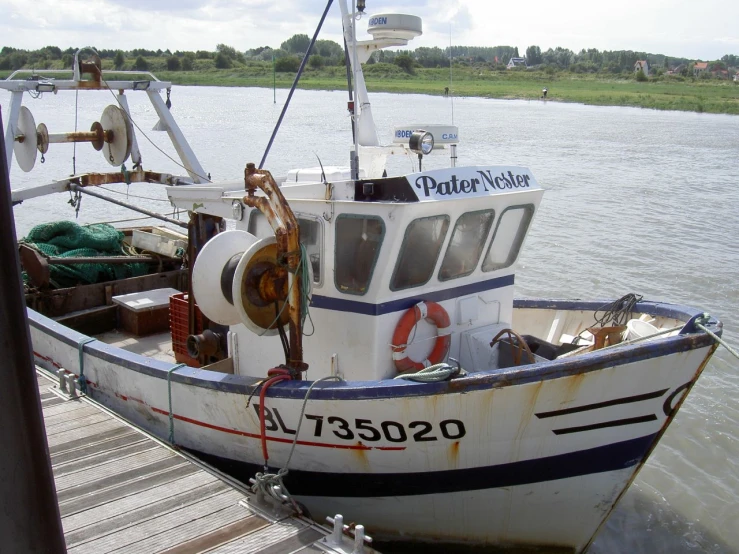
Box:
[339,0,380,171]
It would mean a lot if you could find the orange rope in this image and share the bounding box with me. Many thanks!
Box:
[259,367,292,465]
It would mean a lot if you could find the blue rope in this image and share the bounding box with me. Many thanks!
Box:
[167,363,187,444]
[77,337,96,393]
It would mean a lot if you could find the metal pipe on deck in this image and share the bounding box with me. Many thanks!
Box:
[70,183,188,229]
[0,108,68,551]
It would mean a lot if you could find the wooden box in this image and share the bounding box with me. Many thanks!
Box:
[112,288,180,336]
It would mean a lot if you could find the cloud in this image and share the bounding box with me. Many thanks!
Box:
[105,0,209,11]
[0,0,737,59]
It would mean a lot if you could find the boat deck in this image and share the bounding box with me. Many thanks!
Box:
[37,369,372,554]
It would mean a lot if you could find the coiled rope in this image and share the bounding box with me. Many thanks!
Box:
[250,374,343,513]
[593,293,643,327]
[394,359,466,382]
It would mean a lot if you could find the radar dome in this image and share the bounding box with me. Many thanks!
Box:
[366,14,422,41]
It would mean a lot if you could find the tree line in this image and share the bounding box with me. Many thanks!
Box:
[1,38,736,78]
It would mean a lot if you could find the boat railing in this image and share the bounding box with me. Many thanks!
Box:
[4,68,164,83]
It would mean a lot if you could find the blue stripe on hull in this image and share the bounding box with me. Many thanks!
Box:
[310,274,515,316]
[189,433,656,498]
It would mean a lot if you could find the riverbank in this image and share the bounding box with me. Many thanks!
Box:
[3,65,738,115]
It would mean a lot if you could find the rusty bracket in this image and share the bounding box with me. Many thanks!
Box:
[242,163,306,376]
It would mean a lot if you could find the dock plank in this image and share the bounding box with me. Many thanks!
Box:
[64,481,230,546]
[59,462,201,517]
[34,369,368,554]
[206,519,307,553]
[156,517,271,554]
[112,504,254,554]
[62,471,218,531]
[69,492,246,553]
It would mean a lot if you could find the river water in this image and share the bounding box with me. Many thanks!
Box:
[3,85,738,553]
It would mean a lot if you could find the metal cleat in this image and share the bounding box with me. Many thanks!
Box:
[353,524,366,554]
[329,514,344,545]
[67,373,78,398]
[321,515,373,554]
[58,369,68,393]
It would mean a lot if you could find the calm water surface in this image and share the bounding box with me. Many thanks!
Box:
[3,86,738,553]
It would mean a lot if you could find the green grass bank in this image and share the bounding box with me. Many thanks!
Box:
[3,62,738,115]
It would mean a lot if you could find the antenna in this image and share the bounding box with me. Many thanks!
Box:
[449,23,454,126]
[314,153,327,184]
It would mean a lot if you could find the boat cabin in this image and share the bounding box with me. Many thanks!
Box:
[167,164,543,381]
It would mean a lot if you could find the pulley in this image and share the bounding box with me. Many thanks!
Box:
[191,231,292,336]
[12,104,133,172]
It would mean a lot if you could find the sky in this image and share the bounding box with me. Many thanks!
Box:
[1,0,737,61]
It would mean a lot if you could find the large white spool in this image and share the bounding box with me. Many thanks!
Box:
[191,230,258,325]
[14,106,38,172]
[100,105,133,166]
[232,236,288,337]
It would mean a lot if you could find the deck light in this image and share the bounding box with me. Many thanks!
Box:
[133,80,150,91]
[357,0,366,13]
[35,82,55,93]
[409,130,434,172]
[409,130,434,156]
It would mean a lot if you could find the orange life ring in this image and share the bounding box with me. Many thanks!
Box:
[392,301,451,372]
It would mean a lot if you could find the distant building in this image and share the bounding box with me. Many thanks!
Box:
[693,62,709,76]
[507,57,527,69]
[734,74,739,82]
[634,60,649,75]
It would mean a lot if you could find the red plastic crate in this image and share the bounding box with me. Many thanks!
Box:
[169,292,203,368]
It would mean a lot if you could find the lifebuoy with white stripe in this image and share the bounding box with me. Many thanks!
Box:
[392,301,451,372]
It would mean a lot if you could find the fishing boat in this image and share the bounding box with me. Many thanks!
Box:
[1,2,723,552]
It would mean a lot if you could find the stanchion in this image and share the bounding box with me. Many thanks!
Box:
[0,107,67,551]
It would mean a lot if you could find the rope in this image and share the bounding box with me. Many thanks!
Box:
[98,185,174,203]
[98,76,212,183]
[121,164,131,185]
[299,243,314,336]
[593,293,643,327]
[250,374,342,513]
[258,368,292,464]
[694,313,739,360]
[394,360,466,382]
[167,363,187,444]
[77,337,96,393]
[490,328,536,366]
[257,243,313,337]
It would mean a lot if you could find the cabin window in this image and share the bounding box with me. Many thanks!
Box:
[248,211,323,285]
[439,210,495,281]
[482,204,534,272]
[391,215,450,290]
[335,215,385,295]
[247,210,272,238]
[297,216,322,285]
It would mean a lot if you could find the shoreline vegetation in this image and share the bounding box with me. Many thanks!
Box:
[1,46,738,115]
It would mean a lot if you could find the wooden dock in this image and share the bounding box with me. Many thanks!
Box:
[37,369,374,554]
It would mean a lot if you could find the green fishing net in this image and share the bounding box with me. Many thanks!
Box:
[20,221,150,288]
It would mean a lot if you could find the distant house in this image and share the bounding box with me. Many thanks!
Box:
[634,60,649,75]
[507,57,527,69]
[693,62,708,76]
[734,74,739,82]
[672,63,687,74]
[712,69,729,79]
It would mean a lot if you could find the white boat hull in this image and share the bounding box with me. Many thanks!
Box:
[28,302,718,553]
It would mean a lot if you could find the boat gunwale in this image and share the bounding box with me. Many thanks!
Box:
[28,299,721,401]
